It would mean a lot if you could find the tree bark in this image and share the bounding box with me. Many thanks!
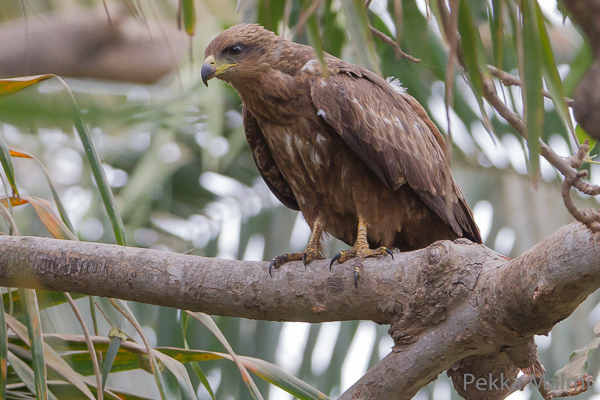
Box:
[0,222,599,398]
[0,9,186,84]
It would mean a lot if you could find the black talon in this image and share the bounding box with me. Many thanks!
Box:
[268,260,276,277]
[385,248,394,259]
[354,271,359,288]
[329,253,342,270]
[302,253,308,268]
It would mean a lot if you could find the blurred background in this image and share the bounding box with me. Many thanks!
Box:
[1,0,599,399]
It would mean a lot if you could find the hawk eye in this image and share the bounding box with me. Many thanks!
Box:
[229,45,242,56]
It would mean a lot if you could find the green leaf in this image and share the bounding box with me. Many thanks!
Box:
[535,3,575,144]
[6,313,95,399]
[67,90,127,245]
[457,0,494,134]
[305,5,329,78]
[187,312,264,400]
[17,289,48,400]
[520,0,544,180]
[181,312,215,400]
[0,75,126,245]
[179,0,196,36]
[13,333,330,400]
[153,353,197,400]
[6,351,58,400]
[102,335,124,391]
[3,290,87,318]
[490,0,505,68]
[0,298,6,399]
[157,348,330,400]
[576,124,597,152]
[340,0,380,75]
[0,131,18,198]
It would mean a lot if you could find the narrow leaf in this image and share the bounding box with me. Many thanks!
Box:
[576,125,597,152]
[18,289,48,400]
[457,0,494,134]
[66,92,127,245]
[7,351,58,400]
[180,0,196,36]
[187,312,264,400]
[6,313,95,399]
[490,0,505,68]
[181,312,214,400]
[157,347,329,400]
[305,5,329,78]
[0,131,18,197]
[0,298,7,399]
[340,0,380,75]
[0,75,125,244]
[153,353,197,400]
[521,0,544,179]
[9,149,76,235]
[23,196,78,240]
[535,3,575,143]
[102,335,124,390]
[0,75,53,99]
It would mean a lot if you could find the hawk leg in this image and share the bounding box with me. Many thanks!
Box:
[268,219,325,276]
[329,218,394,288]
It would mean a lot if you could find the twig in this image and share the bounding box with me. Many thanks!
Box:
[487,65,575,108]
[288,0,325,39]
[540,374,594,399]
[368,26,420,63]
[561,141,600,232]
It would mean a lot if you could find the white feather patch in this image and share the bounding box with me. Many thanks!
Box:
[386,76,407,94]
[301,59,318,72]
[317,109,327,117]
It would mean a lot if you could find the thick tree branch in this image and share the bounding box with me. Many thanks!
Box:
[1,222,600,398]
[0,9,186,83]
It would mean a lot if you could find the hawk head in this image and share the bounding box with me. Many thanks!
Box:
[201,24,279,87]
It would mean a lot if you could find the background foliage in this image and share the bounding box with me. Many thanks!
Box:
[0,0,599,399]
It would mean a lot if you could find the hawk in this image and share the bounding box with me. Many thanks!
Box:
[202,24,482,287]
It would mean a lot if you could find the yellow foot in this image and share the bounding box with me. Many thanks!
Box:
[329,246,394,288]
[268,250,324,276]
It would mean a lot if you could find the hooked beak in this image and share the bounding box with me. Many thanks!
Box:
[201,55,238,87]
[201,55,217,87]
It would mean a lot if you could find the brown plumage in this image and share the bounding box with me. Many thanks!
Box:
[202,24,482,286]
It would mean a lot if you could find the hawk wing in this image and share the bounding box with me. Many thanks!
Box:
[243,106,300,211]
[309,63,481,243]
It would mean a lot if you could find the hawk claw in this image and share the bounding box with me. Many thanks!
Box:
[268,260,276,277]
[386,248,394,259]
[302,252,308,268]
[329,253,342,270]
[330,245,393,286]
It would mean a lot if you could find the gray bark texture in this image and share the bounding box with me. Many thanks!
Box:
[0,222,599,399]
[0,8,186,83]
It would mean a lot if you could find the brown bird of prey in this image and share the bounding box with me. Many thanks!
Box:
[202,24,482,287]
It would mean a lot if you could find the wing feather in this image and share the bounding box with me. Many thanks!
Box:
[308,62,481,243]
[243,107,300,211]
